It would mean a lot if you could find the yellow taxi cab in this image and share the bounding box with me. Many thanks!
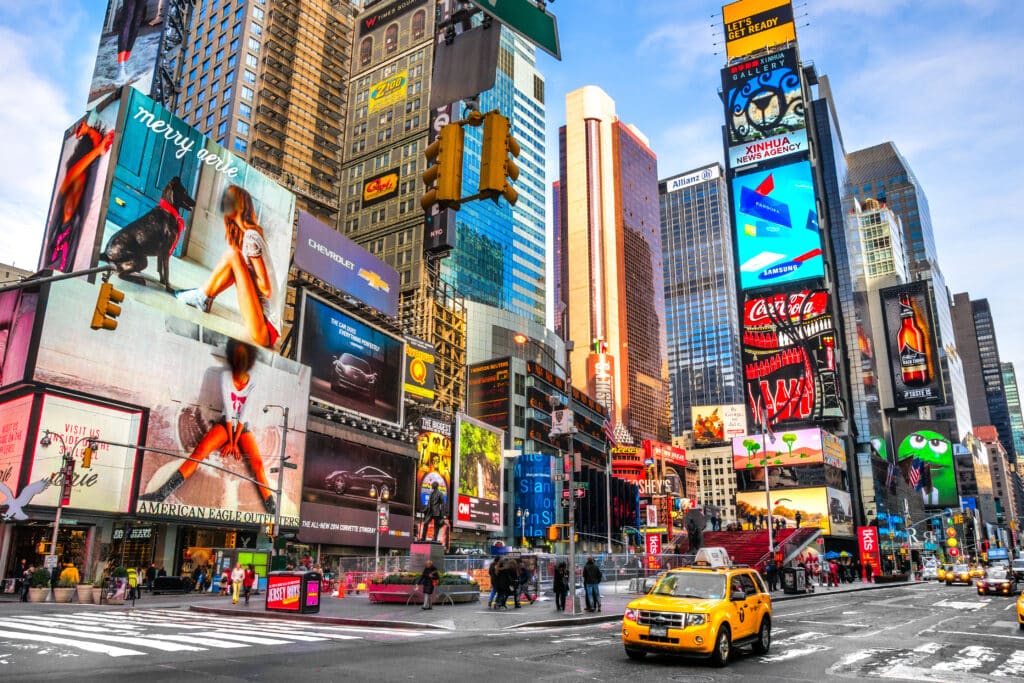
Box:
[1017,592,1024,630]
[622,547,771,667]
[969,564,985,580]
[945,563,972,585]
[936,565,952,582]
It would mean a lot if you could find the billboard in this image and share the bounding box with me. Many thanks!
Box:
[28,394,142,513]
[722,0,797,61]
[736,462,835,492]
[0,289,39,388]
[691,404,747,444]
[361,167,401,208]
[733,160,822,290]
[879,281,944,407]
[722,48,806,169]
[96,87,296,350]
[368,72,408,114]
[664,165,720,193]
[33,277,310,527]
[404,336,436,404]
[299,432,416,548]
[358,0,430,36]
[857,526,882,574]
[466,358,511,431]
[821,430,847,470]
[732,427,826,469]
[293,211,399,318]
[297,291,405,426]
[39,114,115,273]
[742,289,843,428]
[513,453,556,539]
[736,486,846,535]
[0,395,34,511]
[891,419,957,509]
[416,417,452,510]
[453,414,504,531]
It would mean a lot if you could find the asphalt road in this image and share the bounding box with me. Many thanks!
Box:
[2,582,1022,681]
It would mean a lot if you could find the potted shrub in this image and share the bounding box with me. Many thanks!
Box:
[53,576,76,603]
[77,577,94,604]
[92,576,106,604]
[367,572,480,604]
[28,569,51,603]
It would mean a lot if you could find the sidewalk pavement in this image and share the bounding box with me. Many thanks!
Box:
[0,577,927,632]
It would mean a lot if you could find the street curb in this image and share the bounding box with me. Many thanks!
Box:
[188,605,454,631]
[773,580,925,602]
[508,613,622,629]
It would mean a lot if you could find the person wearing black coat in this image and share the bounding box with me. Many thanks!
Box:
[419,560,440,610]
[553,561,569,611]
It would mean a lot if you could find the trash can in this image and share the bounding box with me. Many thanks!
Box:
[265,571,321,614]
[781,566,806,594]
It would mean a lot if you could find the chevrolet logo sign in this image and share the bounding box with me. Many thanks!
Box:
[359,268,390,293]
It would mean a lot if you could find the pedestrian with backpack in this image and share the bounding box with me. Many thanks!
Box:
[583,557,602,612]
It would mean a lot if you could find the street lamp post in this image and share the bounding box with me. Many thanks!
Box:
[517,507,530,548]
[263,405,293,557]
[37,431,96,577]
[374,500,390,572]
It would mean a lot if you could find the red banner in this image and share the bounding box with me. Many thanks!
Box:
[857,526,881,573]
[646,533,661,570]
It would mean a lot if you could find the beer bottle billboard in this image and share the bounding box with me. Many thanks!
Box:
[880,282,944,408]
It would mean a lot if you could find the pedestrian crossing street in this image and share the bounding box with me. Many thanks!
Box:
[0,608,427,662]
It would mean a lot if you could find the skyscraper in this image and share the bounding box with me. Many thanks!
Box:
[848,142,971,440]
[555,86,670,443]
[1002,362,1024,458]
[176,0,356,222]
[658,163,743,437]
[952,294,1016,461]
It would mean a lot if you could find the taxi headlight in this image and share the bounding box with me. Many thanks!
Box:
[685,613,706,627]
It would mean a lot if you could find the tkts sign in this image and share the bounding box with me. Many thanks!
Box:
[742,289,843,428]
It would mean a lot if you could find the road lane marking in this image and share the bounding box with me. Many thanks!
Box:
[932,645,997,673]
[0,618,204,653]
[992,650,1024,678]
[0,630,144,657]
[926,629,1024,641]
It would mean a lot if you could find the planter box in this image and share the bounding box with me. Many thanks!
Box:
[366,582,480,604]
[28,587,50,603]
[76,586,94,603]
[53,587,75,603]
[93,589,104,604]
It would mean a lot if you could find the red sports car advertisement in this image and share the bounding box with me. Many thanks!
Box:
[266,575,302,612]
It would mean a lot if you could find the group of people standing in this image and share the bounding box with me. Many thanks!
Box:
[218,562,257,605]
[487,558,537,609]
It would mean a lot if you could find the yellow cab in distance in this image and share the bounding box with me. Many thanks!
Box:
[1016,592,1024,630]
[622,547,772,667]
[969,564,985,580]
[936,565,952,582]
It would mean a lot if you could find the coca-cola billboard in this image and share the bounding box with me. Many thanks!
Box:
[742,289,843,429]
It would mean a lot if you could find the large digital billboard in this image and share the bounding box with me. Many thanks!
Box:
[736,486,849,536]
[0,395,34,510]
[453,413,504,532]
[514,453,556,539]
[466,358,511,432]
[416,417,452,509]
[742,289,843,428]
[297,291,404,426]
[404,336,436,404]
[0,289,39,388]
[733,160,822,290]
[891,419,957,509]
[736,462,838,492]
[32,277,310,527]
[722,0,797,61]
[293,211,399,318]
[100,88,296,350]
[29,394,142,513]
[691,404,747,445]
[732,427,826,469]
[879,281,945,408]
[299,432,416,548]
[722,48,805,169]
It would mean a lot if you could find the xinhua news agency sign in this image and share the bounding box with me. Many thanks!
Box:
[293,211,399,318]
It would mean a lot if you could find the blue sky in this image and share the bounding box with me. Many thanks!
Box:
[0,0,1021,371]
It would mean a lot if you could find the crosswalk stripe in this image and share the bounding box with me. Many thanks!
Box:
[91,612,330,641]
[143,634,248,649]
[992,650,1024,678]
[203,630,294,645]
[0,618,206,653]
[0,629,144,657]
[139,611,382,638]
[932,645,998,673]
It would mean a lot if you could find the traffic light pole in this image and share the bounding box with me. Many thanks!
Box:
[0,265,113,294]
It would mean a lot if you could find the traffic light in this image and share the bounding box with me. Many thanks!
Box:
[81,444,94,469]
[478,111,520,205]
[547,526,559,542]
[264,522,276,537]
[91,282,124,330]
[421,123,464,212]
[945,514,958,559]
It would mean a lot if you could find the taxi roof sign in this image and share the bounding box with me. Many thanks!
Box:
[693,547,732,568]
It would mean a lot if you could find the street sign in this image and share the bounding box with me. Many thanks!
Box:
[575,488,586,498]
[551,473,569,482]
[44,554,58,569]
[477,0,561,60]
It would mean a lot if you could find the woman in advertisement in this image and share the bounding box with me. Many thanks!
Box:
[139,340,277,513]
[43,120,114,272]
[176,185,281,348]
[115,0,147,83]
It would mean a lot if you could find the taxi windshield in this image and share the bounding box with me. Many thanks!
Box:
[651,572,726,600]
[952,564,969,572]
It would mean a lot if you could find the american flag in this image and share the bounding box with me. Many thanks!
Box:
[603,418,617,447]
[908,458,924,490]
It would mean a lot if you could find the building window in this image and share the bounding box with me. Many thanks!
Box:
[359,37,372,67]
[514,405,525,428]
[241,86,254,101]
[385,24,398,53]
[236,120,250,136]
[244,70,256,84]
[250,22,262,36]
[239,103,251,118]
[412,9,426,40]
[246,53,258,68]
[514,374,525,396]
[234,137,248,153]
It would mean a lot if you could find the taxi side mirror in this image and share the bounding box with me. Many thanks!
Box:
[731,589,745,602]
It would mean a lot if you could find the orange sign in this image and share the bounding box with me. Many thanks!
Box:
[362,169,399,206]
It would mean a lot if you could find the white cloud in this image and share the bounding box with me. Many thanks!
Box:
[0,26,76,270]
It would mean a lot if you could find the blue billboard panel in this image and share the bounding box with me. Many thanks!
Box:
[733,160,823,290]
[513,453,556,539]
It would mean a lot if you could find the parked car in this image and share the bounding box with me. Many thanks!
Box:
[324,465,396,499]
[331,353,377,401]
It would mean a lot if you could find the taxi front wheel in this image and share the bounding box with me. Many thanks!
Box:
[710,625,731,667]
[625,647,646,661]
[752,617,771,655]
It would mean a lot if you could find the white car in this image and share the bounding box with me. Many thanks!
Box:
[921,564,938,581]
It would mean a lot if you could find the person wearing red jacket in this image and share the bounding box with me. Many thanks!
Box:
[242,564,256,606]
